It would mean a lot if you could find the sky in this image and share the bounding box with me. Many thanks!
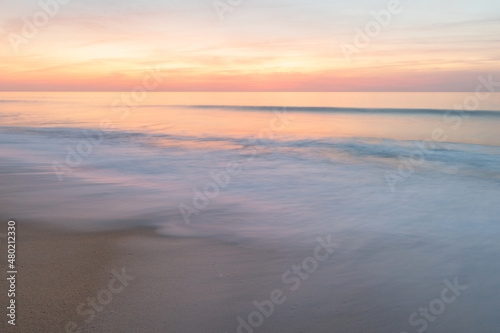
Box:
[0,0,499,91]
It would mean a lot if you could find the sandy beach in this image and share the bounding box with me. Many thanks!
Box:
[0,220,295,332]
[2,222,494,333]
[0,223,127,332]
[0,224,308,333]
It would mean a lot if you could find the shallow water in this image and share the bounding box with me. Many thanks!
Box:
[1,92,500,241]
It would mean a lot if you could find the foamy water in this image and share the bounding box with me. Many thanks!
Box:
[1,92,500,243]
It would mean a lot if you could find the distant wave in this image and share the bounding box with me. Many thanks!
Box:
[169,105,500,117]
[0,99,46,103]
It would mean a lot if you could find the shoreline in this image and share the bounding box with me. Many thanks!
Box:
[0,222,312,333]
[0,219,496,333]
[0,222,290,333]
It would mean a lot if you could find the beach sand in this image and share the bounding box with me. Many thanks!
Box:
[0,221,494,333]
[0,224,292,333]
[0,224,126,332]
[0,223,397,333]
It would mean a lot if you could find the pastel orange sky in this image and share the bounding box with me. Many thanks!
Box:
[1,0,499,91]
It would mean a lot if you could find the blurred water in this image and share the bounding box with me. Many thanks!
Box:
[1,92,500,244]
[1,92,500,331]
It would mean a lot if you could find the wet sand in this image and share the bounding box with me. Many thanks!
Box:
[0,223,121,332]
[1,221,498,333]
[0,224,292,333]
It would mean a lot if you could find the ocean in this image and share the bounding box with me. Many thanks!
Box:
[1,92,500,331]
[1,92,500,240]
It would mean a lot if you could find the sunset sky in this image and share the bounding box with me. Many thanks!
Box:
[1,0,499,91]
